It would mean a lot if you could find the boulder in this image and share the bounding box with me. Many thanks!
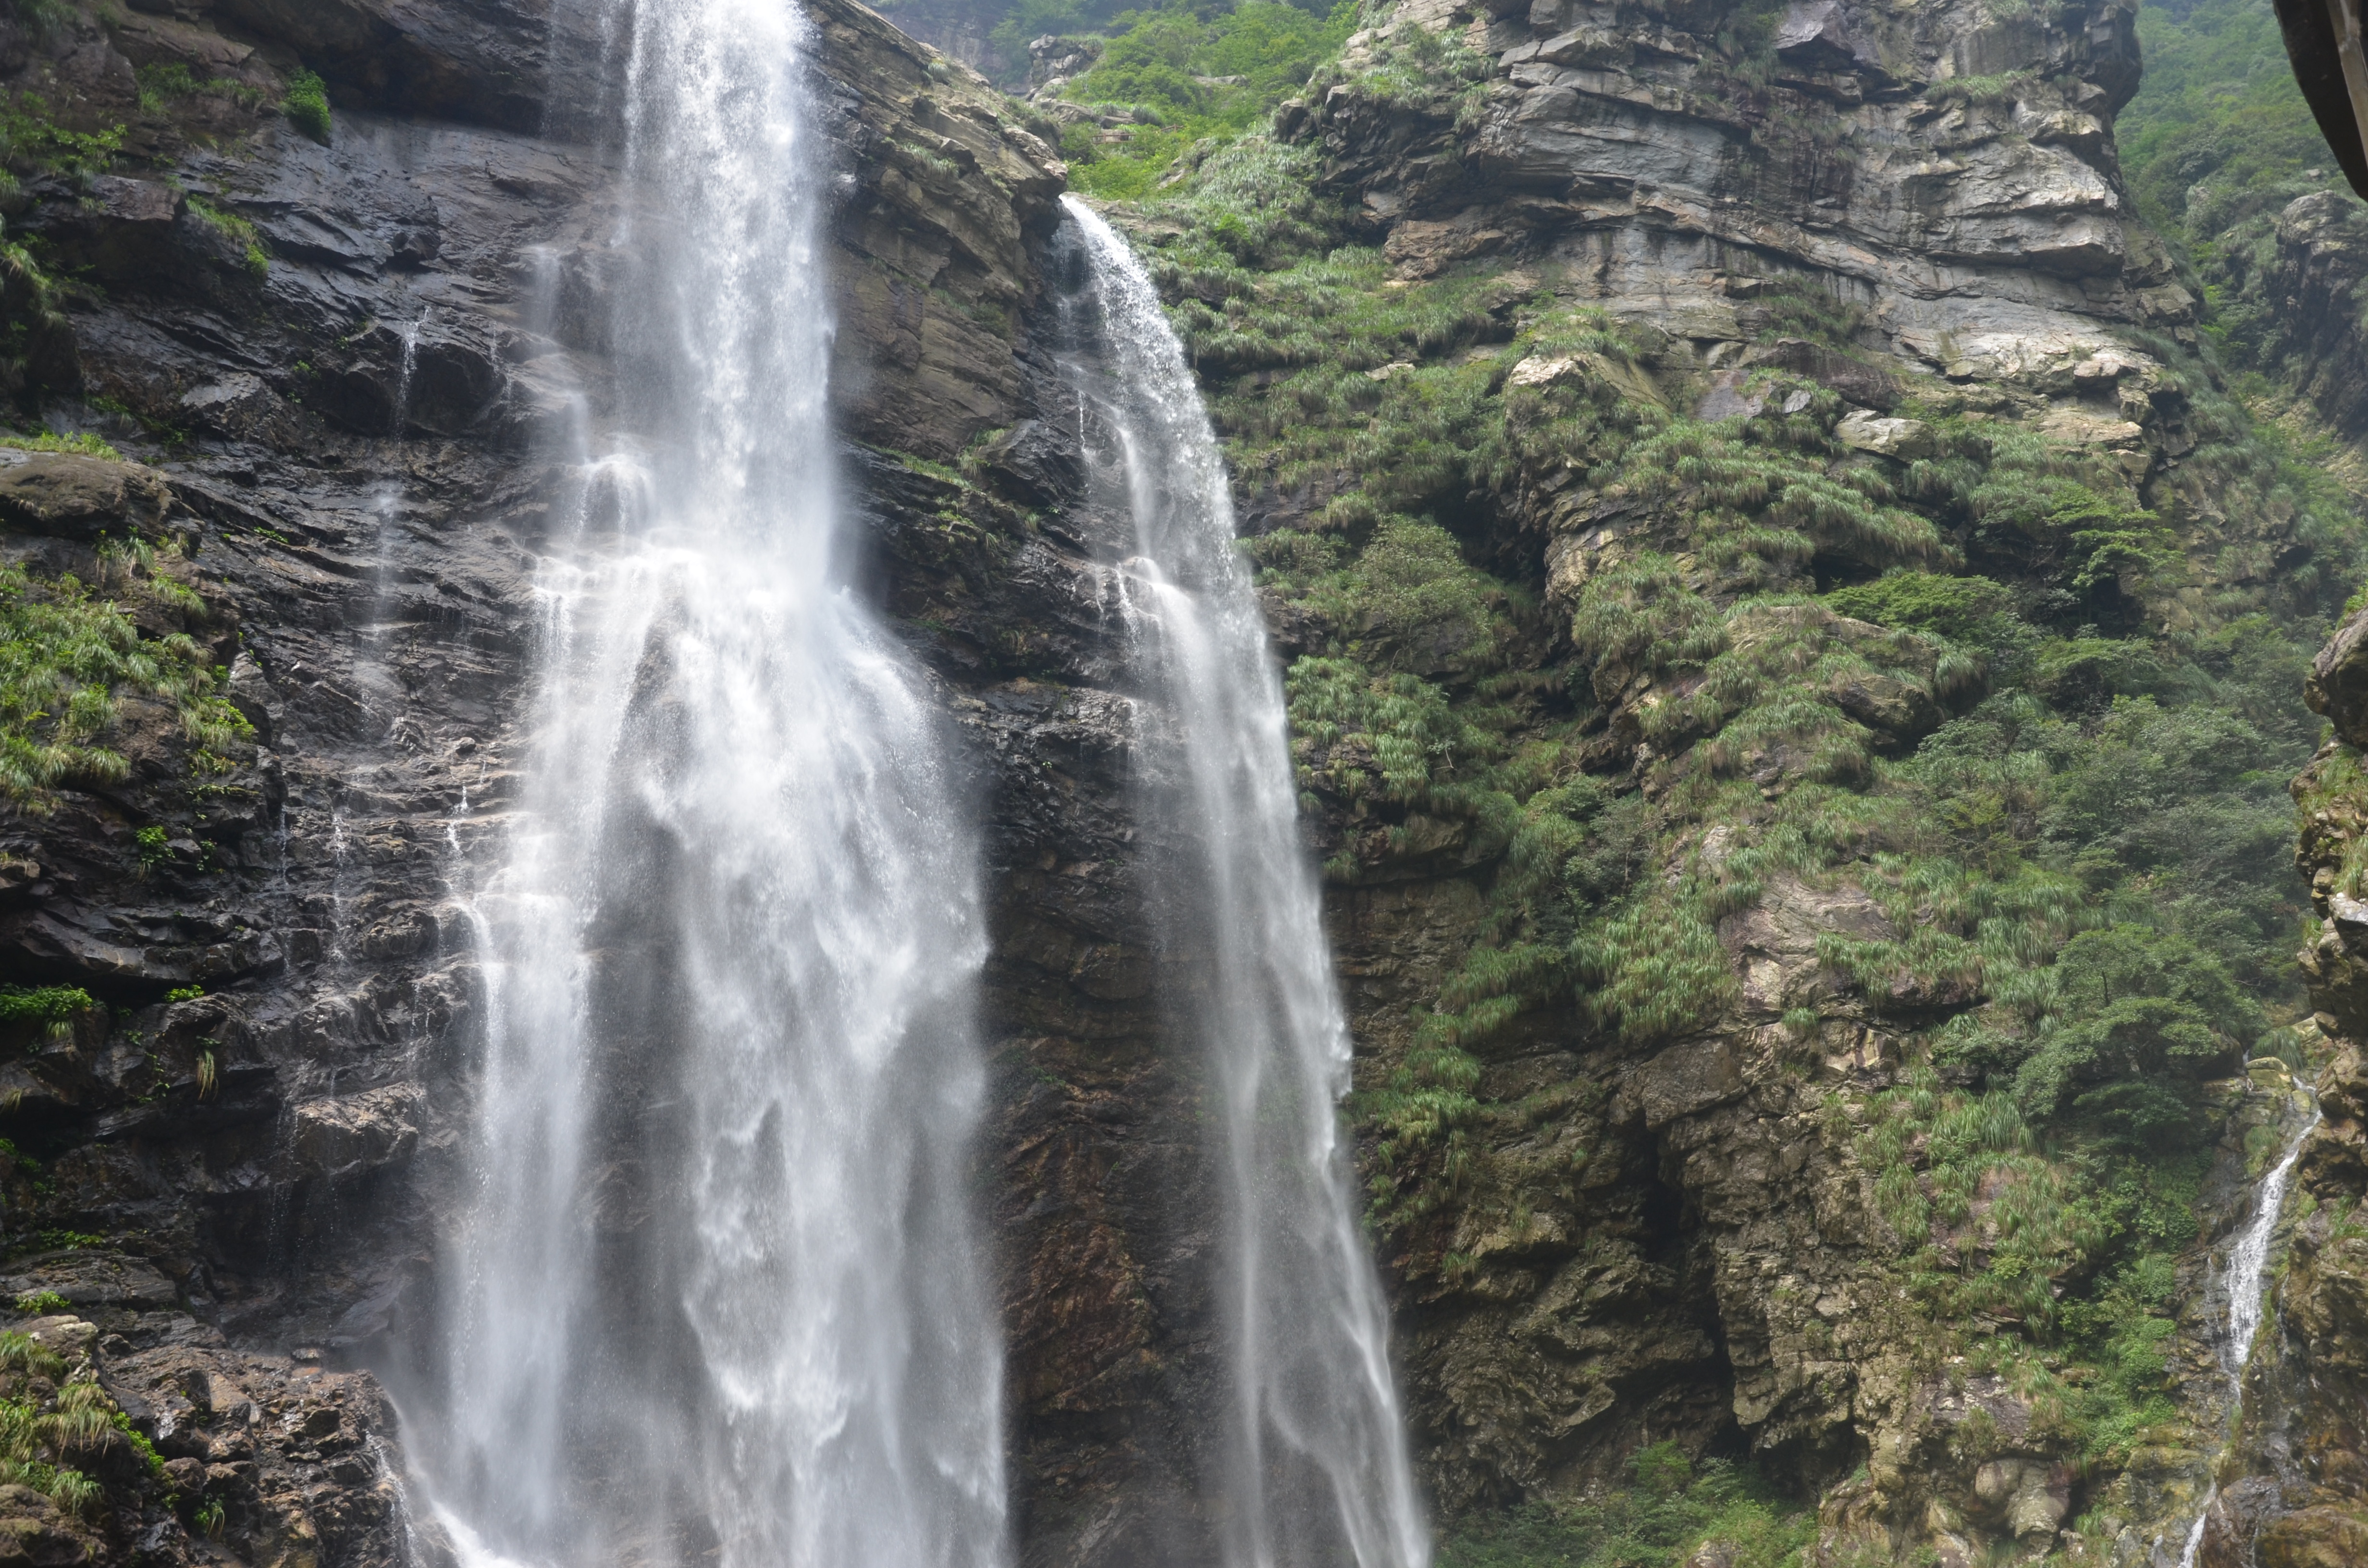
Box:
[0,454,173,540]
[2306,607,2368,747]
[1835,409,1934,459]
[289,1084,425,1183]
[1832,668,1943,741]
[23,177,185,285]
[1774,0,1878,71]
[110,12,268,82]
[179,372,294,442]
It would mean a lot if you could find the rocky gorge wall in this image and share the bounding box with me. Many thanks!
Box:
[0,0,2361,1568]
[0,1,1159,1562]
[1040,0,2368,1561]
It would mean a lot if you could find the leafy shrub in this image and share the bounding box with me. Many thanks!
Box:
[282,70,331,144]
[0,95,124,180]
[0,986,92,1028]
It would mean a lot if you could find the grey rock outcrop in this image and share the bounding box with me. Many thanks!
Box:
[1291,0,2191,407]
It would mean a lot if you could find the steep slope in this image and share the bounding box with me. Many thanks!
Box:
[2113,0,2368,444]
[0,3,1130,1563]
[1065,0,2368,1562]
[0,0,2361,1567]
[2208,639,2368,1568]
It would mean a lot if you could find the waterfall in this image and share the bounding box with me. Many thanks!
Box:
[2173,1097,2320,1568]
[419,3,1007,1565]
[1055,196,1431,1568]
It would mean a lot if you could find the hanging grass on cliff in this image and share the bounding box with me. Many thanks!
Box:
[0,548,250,809]
[1095,24,2361,1467]
[1037,0,1356,196]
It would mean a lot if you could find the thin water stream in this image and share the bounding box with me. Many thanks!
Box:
[2173,1096,2320,1568]
[1055,196,1430,1568]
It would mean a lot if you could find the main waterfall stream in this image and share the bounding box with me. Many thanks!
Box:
[420,2,1006,1564]
[1057,197,1431,1568]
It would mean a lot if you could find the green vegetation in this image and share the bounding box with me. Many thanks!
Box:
[2113,0,2363,373]
[1094,9,2362,1461]
[135,62,267,116]
[0,93,126,408]
[0,430,122,461]
[2117,0,2324,244]
[0,1332,109,1517]
[3,0,68,40]
[282,69,332,144]
[0,96,124,184]
[34,1231,100,1251]
[1054,0,1357,196]
[0,987,93,1042]
[110,1408,167,1480]
[186,196,269,277]
[945,0,1342,79]
[136,63,207,114]
[9,1293,66,1315]
[0,241,67,413]
[1440,1444,1811,1568]
[0,547,252,809]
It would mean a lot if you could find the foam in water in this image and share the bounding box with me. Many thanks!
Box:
[419,3,1006,1564]
[1056,195,1431,1568]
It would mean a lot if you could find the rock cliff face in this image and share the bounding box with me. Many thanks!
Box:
[2,0,2367,1567]
[2202,630,2368,1568]
[1201,0,2314,1560]
[1298,0,2188,359]
[0,2,1158,1563]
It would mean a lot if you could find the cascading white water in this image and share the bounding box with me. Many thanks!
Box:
[421,3,1006,1565]
[1056,196,1430,1568]
[2173,1098,2320,1568]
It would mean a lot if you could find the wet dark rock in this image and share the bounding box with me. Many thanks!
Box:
[214,0,548,132]
[972,419,1086,511]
